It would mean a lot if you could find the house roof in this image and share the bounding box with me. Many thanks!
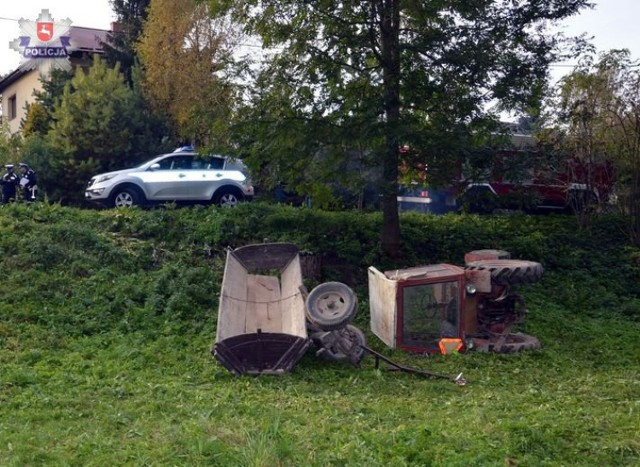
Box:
[0,68,29,92]
[69,26,109,54]
[0,26,109,93]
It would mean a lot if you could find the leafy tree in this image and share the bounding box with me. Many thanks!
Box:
[45,56,171,203]
[0,121,23,166]
[21,69,74,137]
[208,0,590,256]
[18,134,60,200]
[102,0,151,84]
[545,50,640,245]
[21,103,49,137]
[137,0,236,145]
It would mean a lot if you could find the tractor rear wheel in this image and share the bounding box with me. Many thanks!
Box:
[465,259,543,285]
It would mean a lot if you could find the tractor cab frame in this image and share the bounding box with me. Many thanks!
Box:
[369,250,544,354]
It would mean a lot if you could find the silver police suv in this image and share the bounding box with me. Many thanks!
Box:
[85,148,254,208]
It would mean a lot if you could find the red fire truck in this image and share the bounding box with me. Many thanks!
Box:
[399,145,614,214]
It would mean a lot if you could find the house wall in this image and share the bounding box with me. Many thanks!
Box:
[1,69,43,134]
[0,25,107,134]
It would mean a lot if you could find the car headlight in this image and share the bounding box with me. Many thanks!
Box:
[96,174,117,184]
[86,187,105,195]
[465,283,477,295]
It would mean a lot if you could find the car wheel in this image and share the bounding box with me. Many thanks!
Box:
[305,282,358,331]
[112,188,142,208]
[213,188,243,207]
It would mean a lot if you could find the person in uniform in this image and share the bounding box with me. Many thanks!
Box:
[18,162,38,202]
[1,164,19,203]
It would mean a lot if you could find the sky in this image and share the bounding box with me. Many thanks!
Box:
[0,0,639,79]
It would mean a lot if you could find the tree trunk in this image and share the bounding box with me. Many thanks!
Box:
[379,0,401,258]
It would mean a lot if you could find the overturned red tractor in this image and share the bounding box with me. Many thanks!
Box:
[368,250,543,354]
[213,243,543,377]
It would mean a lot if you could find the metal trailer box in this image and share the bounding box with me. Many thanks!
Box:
[368,264,465,354]
[213,243,311,375]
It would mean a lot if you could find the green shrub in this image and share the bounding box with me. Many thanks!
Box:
[1,202,638,336]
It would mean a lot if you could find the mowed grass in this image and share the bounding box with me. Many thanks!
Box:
[2,313,638,466]
[0,203,639,466]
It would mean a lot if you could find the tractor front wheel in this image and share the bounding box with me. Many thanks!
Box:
[305,282,357,331]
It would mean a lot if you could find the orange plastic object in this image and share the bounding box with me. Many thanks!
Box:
[439,338,464,355]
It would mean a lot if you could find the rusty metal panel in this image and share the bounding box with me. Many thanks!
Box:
[368,267,398,348]
[464,294,479,334]
[464,249,511,264]
[464,268,492,293]
[384,263,463,281]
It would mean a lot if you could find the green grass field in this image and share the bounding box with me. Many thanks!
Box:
[0,203,638,466]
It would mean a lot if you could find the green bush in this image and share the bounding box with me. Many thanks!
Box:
[1,202,638,330]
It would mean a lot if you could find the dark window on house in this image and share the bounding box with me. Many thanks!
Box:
[8,94,17,121]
